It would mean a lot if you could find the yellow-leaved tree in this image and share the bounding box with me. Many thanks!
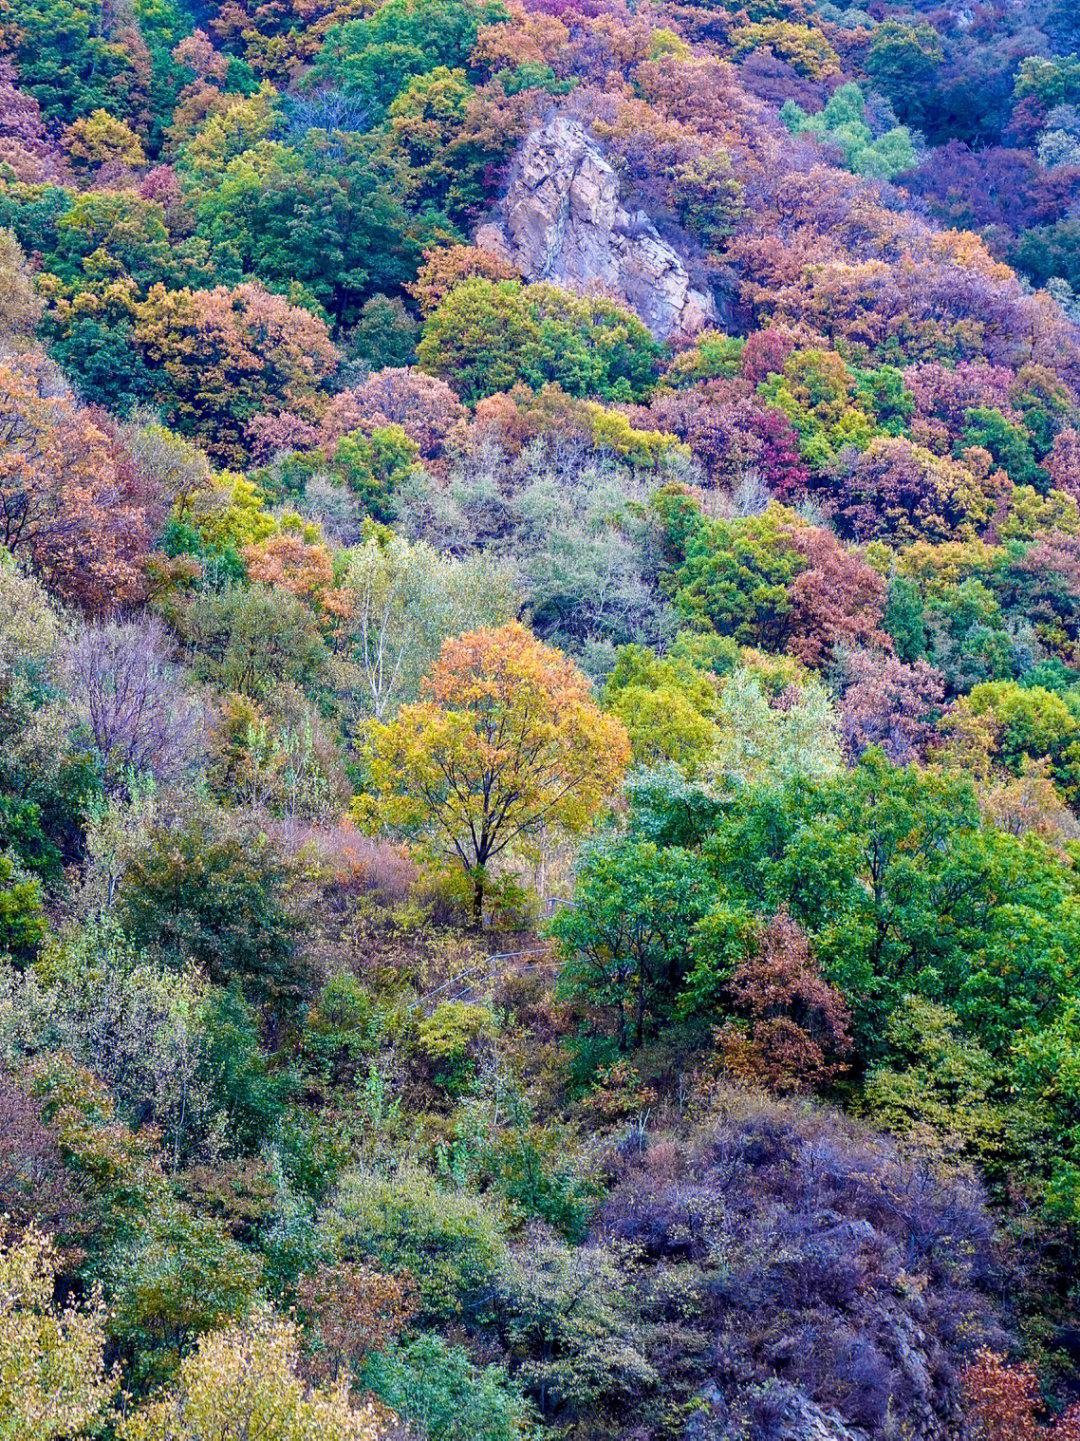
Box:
[358,621,630,925]
[118,1307,390,1441]
[0,1227,391,1441]
[0,1225,116,1441]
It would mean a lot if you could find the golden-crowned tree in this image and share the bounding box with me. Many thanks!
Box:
[360,621,629,925]
[0,1226,116,1441]
[118,1308,390,1441]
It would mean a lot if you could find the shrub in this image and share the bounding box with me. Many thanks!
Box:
[714,911,853,1094]
[414,1000,495,1094]
[962,1349,1080,1440]
[0,856,47,966]
[322,1164,506,1319]
[118,1307,389,1441]
[301,974,376,1085]
[0,1225,115,1440]
[361,1332,532,1441]
[0,1067,88,1256]
[297,1262,419,1378]
[118,816,310,1010]
[494,1234,655,1422]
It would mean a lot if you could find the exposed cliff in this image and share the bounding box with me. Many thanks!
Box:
[476,115,717,340]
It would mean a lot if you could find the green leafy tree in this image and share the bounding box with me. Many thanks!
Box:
[388,66,474,210]
[1014,52,1080,109]
[44,191,207,294]
[348,295,420,369]
[181,584,329,700]
[49,317,155,415]
[656,498,885,667]
[118,817,309,1009]
[308,0,505,120]
[883,575,928,662]
[0,855,47,965]
[603,644,719,775]
[416,279,660,403]
[192,133,426,329]
[782,84,916,181]
[198,985,294,1152]
[105,1209,262,1389]
[960,406,1045,488]
[299,973,375,1086]
[0,552,97,880]
[859,996,1009,1170]
[958,680,1080,797]
[553,837,716,1051]
[1015,1000,1080,1226]
[4,0,141,122]
[864,20,943,127]
[332,425,419,522]
[361,1333,531,1441]
[700,751,1080,1054]
[322,1163,506,1319]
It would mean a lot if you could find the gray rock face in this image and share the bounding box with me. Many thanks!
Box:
[476,115,717,340]
[747,1387,870,1441]
[684,1381,870,1441]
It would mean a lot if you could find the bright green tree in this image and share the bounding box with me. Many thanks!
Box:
[553,838,716,1051]
[416,279,660,403]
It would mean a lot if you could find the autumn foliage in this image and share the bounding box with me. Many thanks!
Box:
[362,622,630,922]
[962,1351,1080,1441]
[133,283,339,464]
[715,911,853,1093]
[5,0,1080,1434]
[0,353,161,610]
[298,1263,420,1379]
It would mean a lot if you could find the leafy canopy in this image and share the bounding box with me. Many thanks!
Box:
[360,622,630,921]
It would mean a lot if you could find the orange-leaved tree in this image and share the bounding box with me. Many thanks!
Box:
[358,622,630,926]
[962,1349,1080,1441]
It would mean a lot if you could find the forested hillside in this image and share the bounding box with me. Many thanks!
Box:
[4,0,1080,1436]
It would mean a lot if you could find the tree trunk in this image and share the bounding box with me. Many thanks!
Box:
[471,873,485,931]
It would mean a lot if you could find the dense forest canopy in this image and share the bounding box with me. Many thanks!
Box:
[4,0,1080,1436]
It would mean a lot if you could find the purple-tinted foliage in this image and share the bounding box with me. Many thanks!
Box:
[594,1090,1010,1438]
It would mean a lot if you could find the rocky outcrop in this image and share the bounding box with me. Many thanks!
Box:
[596,1088,1004,1441]
[476,115,717,340]
[684,1379,870,1441]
